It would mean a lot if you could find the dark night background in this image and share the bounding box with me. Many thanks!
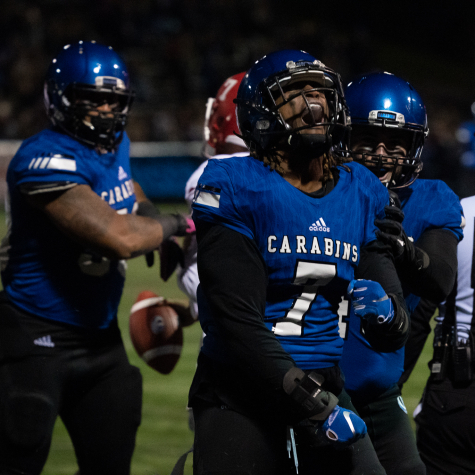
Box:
[1,0,475,196]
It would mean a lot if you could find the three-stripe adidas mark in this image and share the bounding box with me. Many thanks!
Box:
[33,335,55,348]
[309,217,330,232]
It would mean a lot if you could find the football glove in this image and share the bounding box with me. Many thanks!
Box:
[321,405,367,447]
[283,367,366,449]
[144,216,194,269]
[298,405,367,449]
[145,251,155,267]
[174,214,196,236]
[375,202,428,272]
[185,215,196,234]
[347,279,394,325]
[159,238,184,282]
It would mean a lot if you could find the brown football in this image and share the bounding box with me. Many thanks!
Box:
[129,290,183,374]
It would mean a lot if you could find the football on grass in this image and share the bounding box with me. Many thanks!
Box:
[129,290,183,374]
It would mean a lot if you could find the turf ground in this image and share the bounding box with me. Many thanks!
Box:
[0,204,434,475]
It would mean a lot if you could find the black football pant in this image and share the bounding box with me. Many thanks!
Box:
[0,296,142,475]
[415,376,475,475]
[354,385,426,475]
[193,390,386,475]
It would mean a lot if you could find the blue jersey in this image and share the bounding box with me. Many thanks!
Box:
[192,156,389,369]
[340,179,464,403]
[1,128,136,329]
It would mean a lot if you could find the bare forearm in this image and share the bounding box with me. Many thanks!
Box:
[28,185,166,259]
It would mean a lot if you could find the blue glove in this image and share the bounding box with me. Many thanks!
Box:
[347,279,394,325]
[321,405,367,447]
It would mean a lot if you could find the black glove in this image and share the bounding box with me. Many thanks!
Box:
[375,202,428,272]
[136,201,194,240]
[159,238,184,281]
[154,214,193,241]
[173,214,195,237]
[136,201,159,267]
[388,189,402,209]
[145,251,155,267]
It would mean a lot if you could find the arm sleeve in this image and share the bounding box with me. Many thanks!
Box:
[356,240,410,351]
[196,221,296,392]
[398,297,438,387]
[400,228,458,302]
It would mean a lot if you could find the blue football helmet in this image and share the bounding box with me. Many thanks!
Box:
[345,72,428,189]
[44,41,134,151]
[235,49,349,158]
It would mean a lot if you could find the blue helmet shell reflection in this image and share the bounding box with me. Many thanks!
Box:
[235,49,349,159]
[345,72,428,188]
[44,41,134,151]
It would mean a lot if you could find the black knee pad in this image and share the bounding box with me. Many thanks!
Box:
[3,391,56,449]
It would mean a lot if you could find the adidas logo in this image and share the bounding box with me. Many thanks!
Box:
[397,396,408,414]
[33,335,55,348]
[118,166,128,180]
[309,218,330,232]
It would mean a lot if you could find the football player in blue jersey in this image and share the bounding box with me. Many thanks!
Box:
[0,41,190,474]
[339,72,464,475]
[189,50,410,475]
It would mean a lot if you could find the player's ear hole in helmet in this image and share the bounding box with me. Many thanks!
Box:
[344,71,428,189]
[44,41,135,152]
[234,49,350,172]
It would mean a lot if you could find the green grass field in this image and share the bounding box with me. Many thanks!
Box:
[0,204,434,474]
